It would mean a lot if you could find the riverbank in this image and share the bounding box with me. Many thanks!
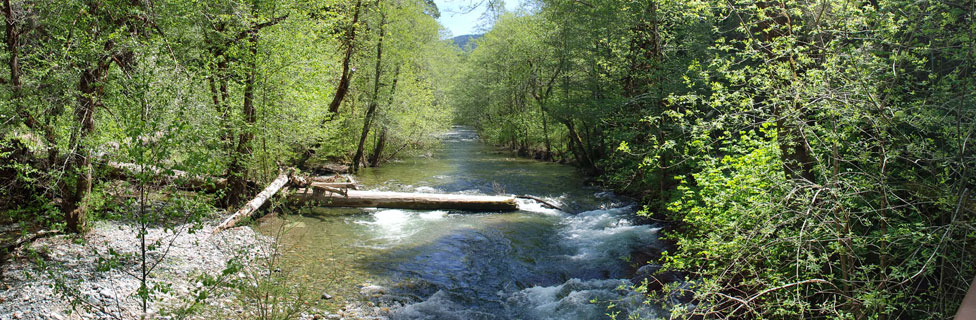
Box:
[1,219,282,319]
[0,220,266,319]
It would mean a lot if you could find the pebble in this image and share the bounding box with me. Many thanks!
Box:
[321,292,333,300]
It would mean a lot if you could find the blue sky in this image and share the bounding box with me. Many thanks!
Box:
[434,0,526,37]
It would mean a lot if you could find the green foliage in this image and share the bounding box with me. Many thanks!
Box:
[454,0,976,318]
[0,0,456,317]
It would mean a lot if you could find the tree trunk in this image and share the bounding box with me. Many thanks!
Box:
[369,66,399,167]
[226,32,260,207]
[64,59,111,233]
[540,104,552,160]
[208,41,233,154]
[325,0,364,116]
[353,10,386,172]
[562,119,596,173]
[369,127,387,167]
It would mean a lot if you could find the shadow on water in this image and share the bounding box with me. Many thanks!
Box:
[257,127,663,319]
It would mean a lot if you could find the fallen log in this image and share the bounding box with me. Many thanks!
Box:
[213,170,291,234]
[104,161,227,191]
[290,188,518,212]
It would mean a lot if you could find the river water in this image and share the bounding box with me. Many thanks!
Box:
[257,128,663,319]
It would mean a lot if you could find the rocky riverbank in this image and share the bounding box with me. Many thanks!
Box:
[0,220,269,319]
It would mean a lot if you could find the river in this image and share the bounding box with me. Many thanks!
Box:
[256,127,664,319]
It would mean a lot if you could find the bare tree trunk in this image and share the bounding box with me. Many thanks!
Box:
[291,188,519,212]
[353,10,385,173]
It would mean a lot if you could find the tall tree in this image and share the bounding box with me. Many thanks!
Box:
[352,3,385,173]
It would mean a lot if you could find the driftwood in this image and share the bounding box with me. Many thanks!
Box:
[516,195,567,212]
[213,171,291,234]
[290,188,518,211]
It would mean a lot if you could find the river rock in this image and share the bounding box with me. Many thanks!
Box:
[321,292,333,300]
[360,285,387,296]
[630,263,663,284]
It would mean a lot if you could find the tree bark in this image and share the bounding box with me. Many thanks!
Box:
[369,127,387,167]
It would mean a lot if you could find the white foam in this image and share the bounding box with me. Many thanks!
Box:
[357,209,417,241]
[414,186,439,193]
[419,210,448,220]
[560,206,659,263]
[516,198,564,216]
[508,278,662,319]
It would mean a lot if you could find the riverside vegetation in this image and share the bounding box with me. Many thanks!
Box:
[1,0,975,319]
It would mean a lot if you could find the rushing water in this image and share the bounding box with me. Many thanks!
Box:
[257,128,663,319]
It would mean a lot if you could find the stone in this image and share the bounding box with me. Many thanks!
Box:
[630,264,663,284]
[321,292,333,300]
[360,285,387,296]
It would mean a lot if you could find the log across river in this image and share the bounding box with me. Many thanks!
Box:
[254,127,665,319]
[290,187,519,211]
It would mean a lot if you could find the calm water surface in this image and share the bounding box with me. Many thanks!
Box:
[257,128,663,319]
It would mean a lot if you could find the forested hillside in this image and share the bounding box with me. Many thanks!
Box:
[450,34,483,50]
[451,0,976,318]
